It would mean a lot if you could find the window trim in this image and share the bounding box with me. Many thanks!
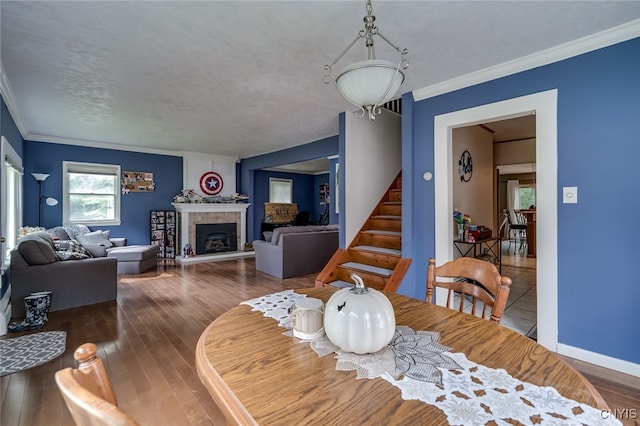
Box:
[63,161,121,226]
[269,178,293,203]
[1,136,23,270]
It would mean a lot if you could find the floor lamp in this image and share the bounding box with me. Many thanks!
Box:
[31,173,58,227]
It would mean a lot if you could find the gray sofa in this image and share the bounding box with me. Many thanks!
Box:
[10,231,117,317]
[253,225,339,279]
[48,225,159,274]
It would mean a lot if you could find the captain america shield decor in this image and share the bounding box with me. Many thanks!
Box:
[199,171,223,195]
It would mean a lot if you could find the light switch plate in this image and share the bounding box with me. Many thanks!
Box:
[563,186,578,204]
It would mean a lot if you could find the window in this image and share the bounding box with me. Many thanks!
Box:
[518,185,536,209]
[1,136,23,269]
[269,178,293,203]
[63,161,121,226]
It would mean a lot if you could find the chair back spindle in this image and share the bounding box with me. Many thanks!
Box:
[427,257,512,323]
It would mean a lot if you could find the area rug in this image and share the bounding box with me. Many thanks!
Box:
[0,331,66,376]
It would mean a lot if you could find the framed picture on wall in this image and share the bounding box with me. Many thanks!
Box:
[122,171,155,192]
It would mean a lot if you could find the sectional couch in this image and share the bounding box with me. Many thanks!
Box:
[253,225,339,279]
[10,231,117,317]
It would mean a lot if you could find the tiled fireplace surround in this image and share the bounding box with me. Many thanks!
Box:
[172,203,251,263]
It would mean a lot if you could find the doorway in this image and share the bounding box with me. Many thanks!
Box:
[497,163,537,339]
[434,89,558,351]
[453,117,538,339]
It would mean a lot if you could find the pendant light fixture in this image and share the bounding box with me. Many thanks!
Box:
[323,0,408,121]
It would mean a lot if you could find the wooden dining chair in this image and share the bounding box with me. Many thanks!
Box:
[55,343,139,426]
[426,257,512,323]
[506,210,527,253]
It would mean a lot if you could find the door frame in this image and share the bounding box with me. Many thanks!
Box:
[434,89,558,351]
[1,135,23,272]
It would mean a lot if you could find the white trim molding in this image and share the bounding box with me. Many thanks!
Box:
[558,343,640,378]
[0,61,28,137]
[434,89,558,352]
[26,133,183,157]
[414,19,640,102]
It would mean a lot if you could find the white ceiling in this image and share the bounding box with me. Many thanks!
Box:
[2,1,640,160]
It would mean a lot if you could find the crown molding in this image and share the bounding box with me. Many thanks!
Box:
[181,151,240,164]
[413,19,640,102]
[0,60,29,138]
[25,133,183,157]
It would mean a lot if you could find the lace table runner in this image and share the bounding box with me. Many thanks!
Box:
[241,291,620,426]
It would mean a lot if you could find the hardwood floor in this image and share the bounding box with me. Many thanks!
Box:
[2,258,638,425]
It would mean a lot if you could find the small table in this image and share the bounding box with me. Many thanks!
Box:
[196,287,608,425]
[453,236,502,272]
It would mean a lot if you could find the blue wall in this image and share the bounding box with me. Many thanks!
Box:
[403,37,640,363]
[23,141,183,245]
[240,136,339,241]
[253,169,316,240]
[1,97,24,158]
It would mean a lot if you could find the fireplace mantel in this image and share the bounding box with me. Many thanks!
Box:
[172,203,250,214]
[172,203,251,263]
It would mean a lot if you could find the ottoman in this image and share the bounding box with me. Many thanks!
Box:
[107,245,160,274]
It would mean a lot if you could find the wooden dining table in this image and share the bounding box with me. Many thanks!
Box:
[195,287,609,425]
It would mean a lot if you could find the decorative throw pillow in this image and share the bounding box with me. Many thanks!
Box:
[55,250,91,261]
[76,230,113,248]
[17,232,57,265]
[47,226,71,240]
[63,224,92,240]
[54,240,94,258]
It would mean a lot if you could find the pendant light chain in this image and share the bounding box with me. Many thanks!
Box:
[364,0,377,60]
[323,0,409,120]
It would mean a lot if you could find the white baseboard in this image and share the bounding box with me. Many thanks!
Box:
[557,343,640,378]
[175,251,254,264]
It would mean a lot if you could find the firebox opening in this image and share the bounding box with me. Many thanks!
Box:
[196,223,237,254]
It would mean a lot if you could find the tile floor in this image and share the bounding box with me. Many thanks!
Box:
[500,240,537,339]
[449,240,538,339]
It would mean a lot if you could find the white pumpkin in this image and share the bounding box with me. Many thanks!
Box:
[324,273,395,354]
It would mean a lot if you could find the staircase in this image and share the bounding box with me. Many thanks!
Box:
[315,173,411,292]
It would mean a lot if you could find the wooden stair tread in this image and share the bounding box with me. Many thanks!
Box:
[352,245,402,256]
[316,171,409,292]
[327,280,354,288]
[340,262,393,277]
[362,230,401,236]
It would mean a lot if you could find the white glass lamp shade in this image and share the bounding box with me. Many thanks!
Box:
[31,173,50,182]
[335,59,405,110]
